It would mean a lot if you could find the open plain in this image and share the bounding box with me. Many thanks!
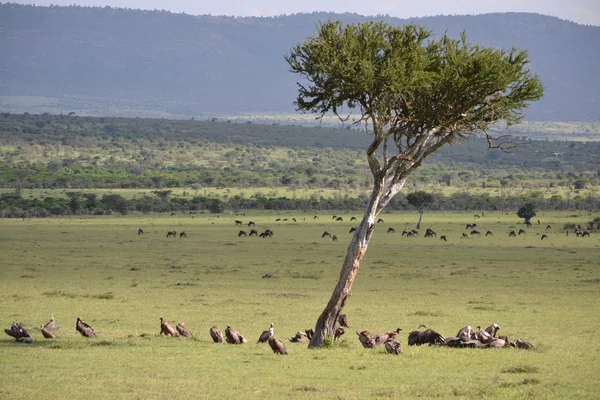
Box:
[1,211,599,399]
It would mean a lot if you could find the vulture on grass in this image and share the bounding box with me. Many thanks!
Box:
[41,314,59,339]
[4,322,32,343]
[76,317,97,338]
[356,330,376,348]
[511,338,533,349]
[43,314,56,331]
[159,317,179,337]
[407,324,445,346]
[268,336,288,355]
[257,323,274,343]
[334,327,345,341]
[225,325,247,344]
[456,325,473,341]
[384,339,403,355]
[338,314,350,328]
[209,326,224,343]
[288,331,309,343]
[176,322,193,338]
[375,328,402,346]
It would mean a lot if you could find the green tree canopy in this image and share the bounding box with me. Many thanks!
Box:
[517,202,537,221]
[286,20,543,347]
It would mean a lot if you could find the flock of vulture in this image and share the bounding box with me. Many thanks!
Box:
[4,314,533,356]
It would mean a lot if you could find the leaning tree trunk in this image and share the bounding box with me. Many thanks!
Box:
[416,210,423,230]
[308,177,406,347]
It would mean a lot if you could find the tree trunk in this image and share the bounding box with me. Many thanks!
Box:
[416,210,423,230]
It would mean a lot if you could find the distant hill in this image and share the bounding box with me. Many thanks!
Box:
[0,4,598,121]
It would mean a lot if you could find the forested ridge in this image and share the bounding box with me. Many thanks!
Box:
[0,3,598,121]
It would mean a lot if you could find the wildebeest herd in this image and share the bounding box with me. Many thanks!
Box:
[5,313,533,356]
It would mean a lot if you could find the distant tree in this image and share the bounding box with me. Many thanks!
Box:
[517,202,537,222]
[286,20,543,347]
[406,191,434,229]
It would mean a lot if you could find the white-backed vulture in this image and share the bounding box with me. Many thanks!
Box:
[484,323,500,337]
[375,328,402,346]
[288,331,309,343]
[257,323,274,343]
[268,336,288,354]
[225,325,247,344]
[176,322,193,338]
[209,326,224,343]
[356,330,376,348]
[384,339,403,354]
[408,324,445,346]
[338,314,349,328]
[76,317,97,338]
[159,317,179,337]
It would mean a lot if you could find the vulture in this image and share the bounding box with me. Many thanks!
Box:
[4,322,32,343]
[257,323,274,343]
[511,338,533,349]
[338,314,350,328]
[384,339,403,355]
[76,317,97,338]
[176,322,193,338]
[456,325,473,341]
[374,328,402,346]
[356,330,376,348]
[159,317,179,337]
[484,323,500,338]
[225,325,247,344]
[267,336,288,355]
[288,331,309,343]
[334,327,345,341]
[407,324,445,346]
[41,314,59,339]
[305,328,314,340]
[209,326,224,343]
[488,335,509,348]
[474,326,493,343]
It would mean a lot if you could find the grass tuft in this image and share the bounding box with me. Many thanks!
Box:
[502,365,540,374]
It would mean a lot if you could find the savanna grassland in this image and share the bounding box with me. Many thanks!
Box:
[1,211,599,399]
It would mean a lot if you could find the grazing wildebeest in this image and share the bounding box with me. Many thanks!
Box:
[283,218,288,221]
[238,230,247,237]
[166,231,177,238]
[387,227,396,233]
[470,229,481,235]
[259,229,273,238]
[425,228,436,237]
[440,235,447,241]
[275,218,281,221]
[541,234,548,240]
[235,220,243,226]
[509,230,516,237]
[247,221,255,226]
[545,225,552,231]
[474,214,480,218]
[350,216,357,221]
[332,215,337,220]
[332,235,338,242]
[322,231,332,238]
[377,218,384,223]
[466,223,477,229]
[581,231,590,237]
[462,232,468,238]
[179,231,187,238]
[525,220,532,228]
[336,217,343,221]
[349,227,357,233]
[292,217,297,222]
[249,229,258,236]
[518,229,526,235]
[138,228,144,235]
[170,212,176,216]
[402,230,409,236]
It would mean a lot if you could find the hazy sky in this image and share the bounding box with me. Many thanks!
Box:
[14,0,600,26]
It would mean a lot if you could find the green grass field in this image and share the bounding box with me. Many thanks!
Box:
[1,211,599,399]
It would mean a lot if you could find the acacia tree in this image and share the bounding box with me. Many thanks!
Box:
[406,191,434,229]
[285,21,543,347]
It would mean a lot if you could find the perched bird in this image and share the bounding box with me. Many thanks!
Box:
[407,324,445,346]
[374,328,402,346]
[267,336,288,355]
[334,326,345,341]
[176,322,193,338]
[225,325,247,344]
[456,325,473,341]
[484,323,500,338]
[305,328,314,340]
[338,314,350,328]
[356,330,376,348]
[209,326,224,343]
[288,331,309,343]
[41,314,59,339]
[43,314,56,331]
[474,326,493,343]
[76,317,97,338]
[159,317,179,337]
[257,323,274,343]
[384,339,403,355]
[5,322,32,343]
